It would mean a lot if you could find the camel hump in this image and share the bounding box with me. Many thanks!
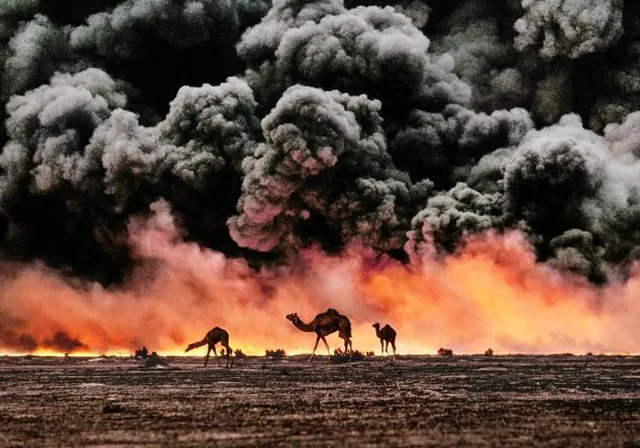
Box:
[325,308,341,316]
[209,327,229,339]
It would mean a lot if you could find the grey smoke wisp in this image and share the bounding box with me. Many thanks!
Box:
[1,0,640,284]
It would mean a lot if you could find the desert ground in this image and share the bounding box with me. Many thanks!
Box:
[0,354,639,447]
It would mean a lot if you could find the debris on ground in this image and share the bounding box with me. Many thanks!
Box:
[103,403,123,414]
[234,349,247,359]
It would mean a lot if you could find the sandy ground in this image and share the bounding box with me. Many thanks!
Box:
[0,354,639,447]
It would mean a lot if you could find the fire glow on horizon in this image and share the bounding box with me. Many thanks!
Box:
[1,203,639,358]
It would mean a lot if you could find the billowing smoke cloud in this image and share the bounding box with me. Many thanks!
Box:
[0,69,260,281]
[2,14,70,101]
[228,84,427,253]
[503,113,640,279]
[388,104,533,187]
[429,0,530,111]
[512,0,624,60]
[237,1,470,109]
[70,0,250,58]
[2,0,640,354]
[406,182,504,258]
[43,331,88,352]
[0,69,130,280]
[2,68,127,200]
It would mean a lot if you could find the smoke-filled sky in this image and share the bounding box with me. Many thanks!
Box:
[2,0,640,355]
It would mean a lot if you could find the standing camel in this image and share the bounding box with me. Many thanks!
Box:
[185,326,233,368]
[372,323,397,360]
[286,308,353,361]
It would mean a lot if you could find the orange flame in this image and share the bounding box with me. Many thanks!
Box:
[1,204,639,357]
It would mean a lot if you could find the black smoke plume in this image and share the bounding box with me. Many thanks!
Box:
[1,0,640,285]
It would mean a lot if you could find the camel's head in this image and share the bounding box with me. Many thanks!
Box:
[285,313,298,322]
[372,323,380,330]
[184,343,197,353]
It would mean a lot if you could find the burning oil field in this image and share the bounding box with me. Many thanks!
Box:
[1,0,640,446]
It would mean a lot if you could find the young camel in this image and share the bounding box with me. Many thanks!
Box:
[286,308,352,362]
[372,323,397,360]
[185,327,233,368]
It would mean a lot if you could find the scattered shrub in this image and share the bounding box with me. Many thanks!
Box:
[134,346,149,359]
[143,351,168,368]
[331,349,366,363]
[438,348,453,356]
[265,349,287,359]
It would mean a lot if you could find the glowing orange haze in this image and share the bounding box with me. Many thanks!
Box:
[1,203,639,357]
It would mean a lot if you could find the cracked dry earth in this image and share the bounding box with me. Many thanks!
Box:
[0,355,639,447]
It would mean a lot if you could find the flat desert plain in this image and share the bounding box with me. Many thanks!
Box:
[0,355,639,447]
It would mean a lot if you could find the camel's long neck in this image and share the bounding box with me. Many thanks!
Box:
[292,317,315,332]
[186,338,208,351]
[375,328,381,338]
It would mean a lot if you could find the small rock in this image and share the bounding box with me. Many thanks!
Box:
[103,403,123,414]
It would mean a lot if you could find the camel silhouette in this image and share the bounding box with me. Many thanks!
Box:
[286,308,352,361]
[372,323,397,360]
[185,327,233,368]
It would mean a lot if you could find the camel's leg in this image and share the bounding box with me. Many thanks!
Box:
[321,336,331,362]
[212,345,220,367]
[385,340,389,355]
[204,345,211,367]
[391,340,396,361]
[309,335,321,362]
[224,345,231,368]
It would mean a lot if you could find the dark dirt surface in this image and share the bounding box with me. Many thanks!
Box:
[1,355,639,447]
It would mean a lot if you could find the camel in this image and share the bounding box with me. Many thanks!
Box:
[184,326,233,368]
[286,308,353,361]
[372,323,397,360]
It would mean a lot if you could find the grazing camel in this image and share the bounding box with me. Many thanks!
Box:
[372,323,397,360]
[286,308,352,361]
[185,327,233,368]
